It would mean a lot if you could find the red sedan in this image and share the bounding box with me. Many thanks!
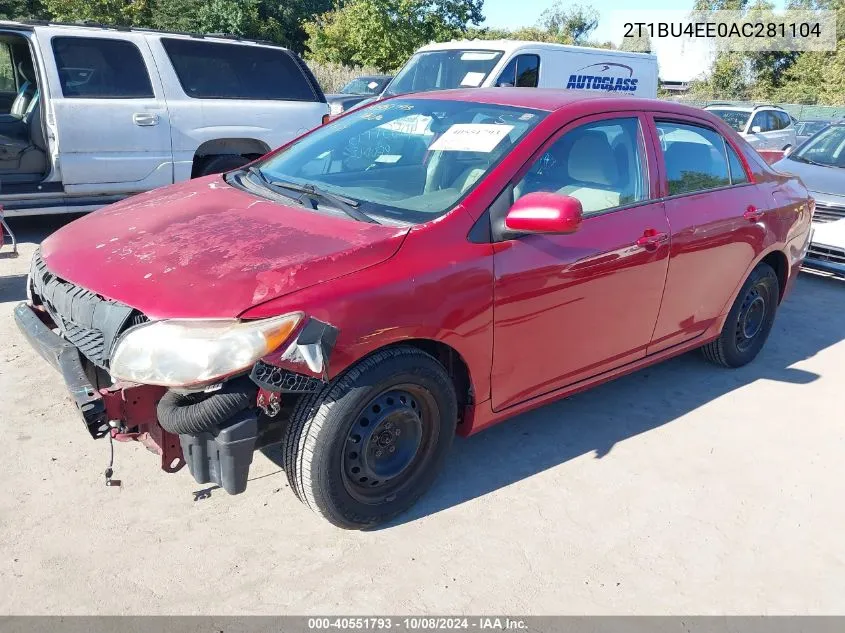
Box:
[14,89,812,528]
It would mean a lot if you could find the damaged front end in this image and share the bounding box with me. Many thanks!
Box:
[14,249,339,496]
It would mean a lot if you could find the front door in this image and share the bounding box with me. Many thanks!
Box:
[35,29,173,194]
[491,113,670,411]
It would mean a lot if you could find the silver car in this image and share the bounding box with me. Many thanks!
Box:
[706,104,797,151]
[773,121,845,275]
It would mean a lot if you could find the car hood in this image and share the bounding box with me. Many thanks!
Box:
[40,176,410,319]
[773,157,845,196]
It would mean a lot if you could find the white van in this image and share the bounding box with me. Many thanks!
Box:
[382,39,659,99]
[0,21,329,216]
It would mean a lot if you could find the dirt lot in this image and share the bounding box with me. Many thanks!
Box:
[1,216,844,615]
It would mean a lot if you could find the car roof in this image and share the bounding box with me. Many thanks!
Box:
[0,19,290,48]
[416,38,656,60]
[405,88,708,116]
[705,104,786,113]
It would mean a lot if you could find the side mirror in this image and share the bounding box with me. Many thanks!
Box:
[504,192,583,235]
[784,146,793,156]
[751,125,763,134]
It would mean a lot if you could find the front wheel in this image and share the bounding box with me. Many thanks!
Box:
[701,262,779,367]
[283,346,457,529]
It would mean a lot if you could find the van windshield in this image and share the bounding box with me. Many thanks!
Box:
[384,50,504,96]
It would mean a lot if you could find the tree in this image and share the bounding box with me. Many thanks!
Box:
[619,28,652,53]
[304,0,484,71]
[43,0,153,26]
[0,0,49,20]
[538,2,598,44]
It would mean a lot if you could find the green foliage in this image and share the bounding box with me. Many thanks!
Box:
[466,2,602,48]
[0,0,49,20]
[303,0,484,72]
[691,0,845,105]
[538,2,598,44]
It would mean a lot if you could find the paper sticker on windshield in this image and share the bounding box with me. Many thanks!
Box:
[429,124,514,153]
[375,154,402,163]
[460,72,486,87]
[368,81,379,90]
[461,52,499,61]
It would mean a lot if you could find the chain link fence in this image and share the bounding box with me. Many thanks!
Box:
[662,95,845,120]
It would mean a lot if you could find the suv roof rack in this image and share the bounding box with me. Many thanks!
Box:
[13,19,287,49]
[705,102,782,110]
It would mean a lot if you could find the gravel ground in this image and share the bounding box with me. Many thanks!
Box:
[1,216,844,615]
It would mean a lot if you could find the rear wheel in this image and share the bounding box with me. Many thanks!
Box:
[701,262,779,367]
[284,346,457,529]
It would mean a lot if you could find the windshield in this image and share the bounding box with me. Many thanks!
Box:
[796,121,828,137]
[253,98,545,224]
[708,109,751,132]
[340,77,388,95]
[385,50,504,96]
[790,125,845,168]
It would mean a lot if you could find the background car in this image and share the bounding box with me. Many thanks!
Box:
[325,75,392,115]
[773,121,845,276]
[0,21,329,217]
[795,119,831,146]
[705,103,797,151]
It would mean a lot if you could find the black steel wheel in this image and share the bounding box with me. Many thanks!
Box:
[702,262,780,367]
[284,346,457,529]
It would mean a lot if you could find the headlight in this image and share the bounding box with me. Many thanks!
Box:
[329,102,343,115]
[109,313,302,388]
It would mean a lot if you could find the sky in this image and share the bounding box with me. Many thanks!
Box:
[480,0,787,81]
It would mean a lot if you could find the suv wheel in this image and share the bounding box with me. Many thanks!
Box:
[701,262,779,368]
[283,346,457,529]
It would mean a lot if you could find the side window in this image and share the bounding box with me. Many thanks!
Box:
[768,111,785,131]
[0,43,15,92]
[515,55,540,87]
[161,38,317,101]
[725,142,749,184]
[778,111,793,129]
[749,110,774,132]
[750,111,770,132]
[495,58,517,87]
[514,117,648,215]
[656,121,731,195]
[52,37,154,98]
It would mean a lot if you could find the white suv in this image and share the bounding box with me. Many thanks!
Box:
[705,104,797,151]
[0,21,329,216]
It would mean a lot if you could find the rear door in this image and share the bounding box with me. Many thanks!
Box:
[149,37,328,182]
[35,28,173,194]
[647,116,767,353]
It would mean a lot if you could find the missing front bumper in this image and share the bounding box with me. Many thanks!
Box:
[14,302,109,438]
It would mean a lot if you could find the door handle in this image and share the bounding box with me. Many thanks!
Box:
[743,205,764,222]
[636,229,669,251]
[133,112,159,126]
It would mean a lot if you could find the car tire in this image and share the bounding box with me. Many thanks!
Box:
[283,346,457,529]
[701,262,779,368]
[194,154,250,178]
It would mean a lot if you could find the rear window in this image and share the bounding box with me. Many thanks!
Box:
[52,37,154,99]
[161,38,317,101]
